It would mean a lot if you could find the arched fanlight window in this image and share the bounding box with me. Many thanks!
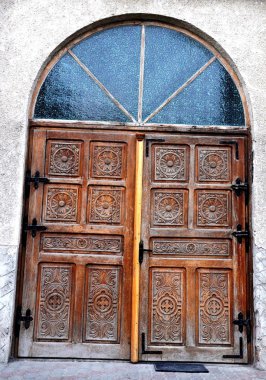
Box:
[34,24,245,126]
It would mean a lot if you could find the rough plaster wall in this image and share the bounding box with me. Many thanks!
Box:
[0,0,265,367]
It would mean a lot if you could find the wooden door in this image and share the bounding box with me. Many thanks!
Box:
[139,134,248,362]
[18,128,135,359]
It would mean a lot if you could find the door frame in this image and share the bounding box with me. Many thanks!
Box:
[14,122,253,364]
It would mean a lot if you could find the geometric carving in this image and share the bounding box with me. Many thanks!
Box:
[41,234,123,254]
[91,143,124,179]
[154,146,187,181]
[150,269,183,344]
[152,239,230,256]
[85,266,121,342]
[199,271,231,344]
[152,190,185,226]
[198,147,230,182]
[197,191,230,226]
[44,187,78,222]
[48,142,81,176]
[36,265,72,340]
[88,187,123,224]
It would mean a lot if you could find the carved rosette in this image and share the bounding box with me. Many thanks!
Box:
[199,271,230,344]
[45,187,78,222]
[153,191,184,226]
[151,270,183,344]
[197,192,229,226]
[92,144,123,178]
[89,188,123,224]
[198,148,230,181]
[155,147,186,180]
[85,267,120,342]
[36,265,72,340]
[153,240,230,256]
[48,142,81,176]
[41,235,122,254]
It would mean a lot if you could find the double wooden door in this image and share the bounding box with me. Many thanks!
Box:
[19,128,249,363]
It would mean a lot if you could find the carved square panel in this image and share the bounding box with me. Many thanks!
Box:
[196,146,231,182]
[151,190,187,227]
[196,190,231,227]
[88,187,124,225]
[35,264,73,341]
[197,269,231,345]
[150,268,185,345]
[153,145,188,181]
[84,266,121,342]
[43,185,80,223]
[46,140,82,176]
[90,142,126,179]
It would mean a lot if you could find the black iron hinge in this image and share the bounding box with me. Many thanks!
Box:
[15,306,33,337]
[232,223,250,252]
[223,337,243,359]
[141,333,162,355]
[24,218,47,238]
[233,312,252,343]
[145,138,165,157]
[231,178,249,204]
[139,240,152,264]
[26,170,49,189]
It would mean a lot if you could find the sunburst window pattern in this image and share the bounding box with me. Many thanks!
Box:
[34,24,245,126]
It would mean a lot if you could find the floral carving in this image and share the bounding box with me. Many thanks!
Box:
[153,239,230,256]
[197,192,229,226]
[153,191,184,226]
[45,187,78,222]
[199,271,230,344]
[89,188,123,224]
[85,267,120,342]
[155,147,186,181]
[92,144,124,178]
[151,270,183,343]
[41,234,122,254]
[48,142,81,176]
[36,265,72,340]
[198,148,230,181]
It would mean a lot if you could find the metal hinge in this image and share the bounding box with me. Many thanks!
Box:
[223,337,243,359]
[141,333,162,355]
[24,218,47,238]
[26,170,49,189]
[233,311,252,343]
[15,306,33,337]
[231,178,249,204]
[145,138,165,157]
[139,240,152,264]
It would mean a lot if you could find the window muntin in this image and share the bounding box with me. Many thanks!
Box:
[34,24,245,126]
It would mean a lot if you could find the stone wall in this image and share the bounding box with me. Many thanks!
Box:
[0,0,265,367]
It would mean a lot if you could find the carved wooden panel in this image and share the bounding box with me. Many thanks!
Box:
[196,190,231,227]
[41,234,123,255]
[43,185,79,222]
[153,145,188,181]
[198,270,231,345]
[46,140,82,176]
[35,264,73,340]
[90,142,126,179]
[150,269,184,344]
[151,190,187,227]
[88,187,124,225]
[85,266,121,342]
[152,239,230,256]
[196,146,231,182]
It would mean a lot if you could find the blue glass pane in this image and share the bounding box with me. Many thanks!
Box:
[150,59,245,126]
[72,25,141,120]
[143,26,214,120]
[34,53,129,121]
